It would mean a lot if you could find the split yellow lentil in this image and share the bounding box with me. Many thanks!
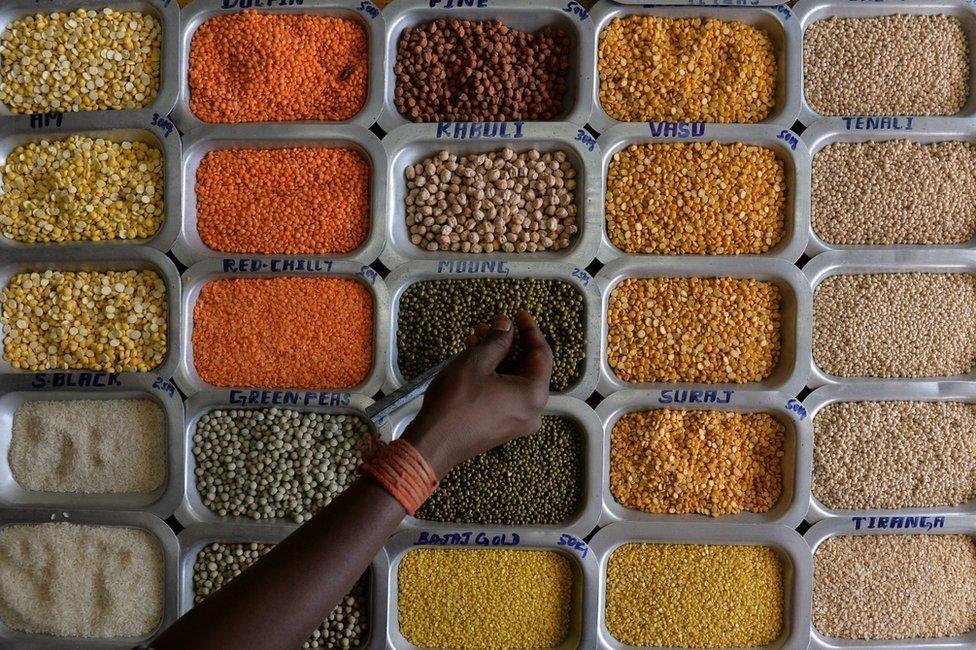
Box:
[607,141,787,254]
[607,277,782,384]
[610,409,785,517]
[397,548,573,649]
[0,8,162,114]
[598,16,777,123]
[606,543,784,648]
[0,136,164,244]
[2,270,167,372]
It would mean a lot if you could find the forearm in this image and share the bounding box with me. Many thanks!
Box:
[154,477,405,650]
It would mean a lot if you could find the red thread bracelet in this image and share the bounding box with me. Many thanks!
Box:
[359,439,438,515]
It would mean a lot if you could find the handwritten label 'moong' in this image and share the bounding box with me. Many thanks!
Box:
[436,260,510,275]
[229,389,351,407]
[436,121,525,140]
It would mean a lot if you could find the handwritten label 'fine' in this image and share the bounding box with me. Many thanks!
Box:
[429,0,488,7]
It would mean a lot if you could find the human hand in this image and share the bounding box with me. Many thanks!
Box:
[402,310,553,479]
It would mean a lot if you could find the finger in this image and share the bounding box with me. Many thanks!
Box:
[510,310,553,383]
[468,315,514,373]
[464,323,490,348]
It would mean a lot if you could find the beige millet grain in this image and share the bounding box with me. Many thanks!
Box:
[0,523,164,638]
[397,548,573,649]
[813,401,976,511]
[813,273,976,378]
[10,399,166,494]
[607,277,782,384]
[814,534,976,640]
[598,16,777,123]
[611,409,785,517]
[607,141,787,254]
[606,543,784,648]
[405,148,578,254]
[804,14,969,116]
[813,140,976,245]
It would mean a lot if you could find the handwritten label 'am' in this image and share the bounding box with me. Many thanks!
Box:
[852,515,945,531]
[436,121,524,140]
[29,112,63,129]
[229,389,351,407]
[658,389,733,405]
[414,531,520,547]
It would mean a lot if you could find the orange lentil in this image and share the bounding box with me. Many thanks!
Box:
[192,277,373,389]
[195,148,370,256]
[188,11,368,124]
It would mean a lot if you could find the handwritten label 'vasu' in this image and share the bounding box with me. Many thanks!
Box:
[436,121,524,140]
[649,122,706,138]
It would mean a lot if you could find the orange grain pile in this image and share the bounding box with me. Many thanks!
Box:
[196,148,370,255]
[192,277,373,389]
[188,11,368,123]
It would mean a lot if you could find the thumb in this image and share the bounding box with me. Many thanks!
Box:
[469,315,515,373]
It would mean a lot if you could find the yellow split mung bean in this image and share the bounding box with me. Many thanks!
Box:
[606,141,787,254]
[0,136,164,244]
[606,542,784,648]
[0,8,162,114]
[607,277,782,384]
[598,16,777,123]
[397,548,573,649]
[2,269,168,372]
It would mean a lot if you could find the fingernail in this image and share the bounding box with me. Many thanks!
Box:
[492,315,512,332]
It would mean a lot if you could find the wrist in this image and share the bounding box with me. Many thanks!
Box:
[400,421,455,481]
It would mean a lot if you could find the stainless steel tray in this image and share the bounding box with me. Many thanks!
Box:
[0,246,182,380]
[379,123,602,268]
[804,382,976,523]
[588,521,812,650]
[176,389,383,529]
[0,0,179,125]
[588,1,802,134]
[382,527,598,650]
[383,261,601,400]
[594,256,812,397]
[0,509,179,649]
[796,0,976,126]
[0,374,183,518]
[173,0,386,133]
[177,522,389,650]
[804,250,976,388]
[803,119,976,256]
[0,115,181,253]
[596,123,810,263]
[596,389,811,529]
[174,257,390,398]
[378,0,595,131]
[172,124,388,267]
[805,515,976,650]
[383,394,603,538]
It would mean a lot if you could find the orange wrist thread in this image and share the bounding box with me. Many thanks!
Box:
[359,439,438,515]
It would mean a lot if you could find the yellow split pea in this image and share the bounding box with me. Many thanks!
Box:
[397,548,573,649]
[606,543,784,648]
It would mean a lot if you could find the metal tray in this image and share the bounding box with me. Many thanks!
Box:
[0,115,181,253]
[382,527,598,650]
[176,389,383,529]
[588,1,802,134]
[804,382,976,523]
[0,246,182,380]
[0,374,183,518]
[378,0,595,131]
[379,123,602,268]
[383,261,601,400]
[0,0,179,125]
[383,394,603,539]
[796,0,976,126]
[174,257,390,398]
[177,522,389,650]
[596,123,810,263]
[0,509,179,649]
[594,256,812,397]
[172,124,388,267]
[804,250,976,388]
[173,0,386,133]
[803,119,976,256]
[596,390,811,529]
[588,521,812,650]
[805,516,976,650]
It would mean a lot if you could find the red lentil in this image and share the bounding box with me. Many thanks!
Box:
[188,11,368,123]
[195,148,370,255]
[192,277,373,389]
